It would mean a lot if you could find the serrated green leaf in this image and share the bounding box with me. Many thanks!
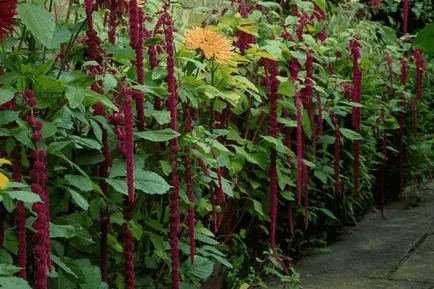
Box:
[65,175,93,192]
[135,129,180,142]
[17,3,56,46]
[0,89,14,107]
[0,276,32,289]
[340,128,363,140]
[68,189,89,210]
[186,256,214,279]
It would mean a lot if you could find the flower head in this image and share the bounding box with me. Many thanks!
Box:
[0,158,11,190]
[0,0,18,42]
[184,27,234,64]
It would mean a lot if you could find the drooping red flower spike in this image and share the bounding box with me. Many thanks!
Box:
[385,53,395,99]
[109,84,136,289]
[0,0,17,42]
[85,0,103,77]
[182,103,196,264]
[379,112,388,220]
[25,90,51,289]
[398,58,408,200]
[414,49,425,103]
[261,59,280,253]
[295,90,303,206]
[162,11,181,289]
[331,112,342,197]
[12,144,27,280]
[92,103,113,282]
[134,9,145,131]
[349,38,362,201]
[369,0,383,14]
[403,0,408,34]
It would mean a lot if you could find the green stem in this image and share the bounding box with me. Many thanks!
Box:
[56,7,96,79]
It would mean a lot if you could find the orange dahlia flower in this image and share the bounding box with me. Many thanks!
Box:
[184,27,233,64]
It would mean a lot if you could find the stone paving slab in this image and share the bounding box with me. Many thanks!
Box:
[295,277,432,289]
[290,192,434,289]
[392,253,434,283]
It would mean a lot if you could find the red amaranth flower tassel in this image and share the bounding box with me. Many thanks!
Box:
[12,144,27,280]
[163,12,181,289]
[303,163,309,229]
[135,9,145,131]
[379,113,387,220]
[264,59,280,253]
[128,0,139,49]
[399,58,408,200]
[369,0,382,14]
[0,0,17,41]
[183,104,195,264]
[210,148,225,207]
[403,0,408,34]
[316,92,323,139]
[349,38,362,201]
[295,90,303,205]
[123,89,135,289]
[385,53,395,98]
[85,0,101,76]
[414,49,425,102]
[92,104,112,282]
[296,11,309,41]
[301,50,316,155]
[25,90,51,289]
[332,113,342,197]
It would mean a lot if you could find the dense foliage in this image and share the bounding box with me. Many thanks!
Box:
[0,0,433,289]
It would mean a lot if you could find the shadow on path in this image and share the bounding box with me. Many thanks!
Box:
[294,184,434,289]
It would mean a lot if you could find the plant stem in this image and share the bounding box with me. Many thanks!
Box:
[57,7,96,79]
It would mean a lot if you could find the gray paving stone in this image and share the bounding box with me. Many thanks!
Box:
[392,253,434,283]
[270,193,434,288]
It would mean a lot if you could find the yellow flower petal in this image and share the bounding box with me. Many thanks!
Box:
[184,27,234,64]
[0,172,9,190]
[0,158,11,165]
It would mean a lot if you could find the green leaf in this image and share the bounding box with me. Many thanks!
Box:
[0,277,32,289]
[48,150,103,195]
[107,234,123,252]
[65,175,93,192]
[80,266,107,289]
[17,3,56,47]
[68,189,89,210]
[252,199,264,217]
[186,256,214,279]
[134,171,171,195]
[313,0,326,12]
[102,74,117,93]
[318,208,339,221]
[65,85,85,109]
[340,128,363,141]
[2,191,41,204]
[50,224,76,239]
[302,108,312,139]
[0,264,21,276]
[0,89,14,106]
[260,136,294,156]
[135,129,180,142]
[47,25,71,49]
[89,199,106,219]
[413,23,434,54]
[51,255,78,278]
[195,233,218,245]
[314,170,327,184]
[277,81,295,98]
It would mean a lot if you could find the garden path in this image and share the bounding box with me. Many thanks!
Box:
[275,183,434,289]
